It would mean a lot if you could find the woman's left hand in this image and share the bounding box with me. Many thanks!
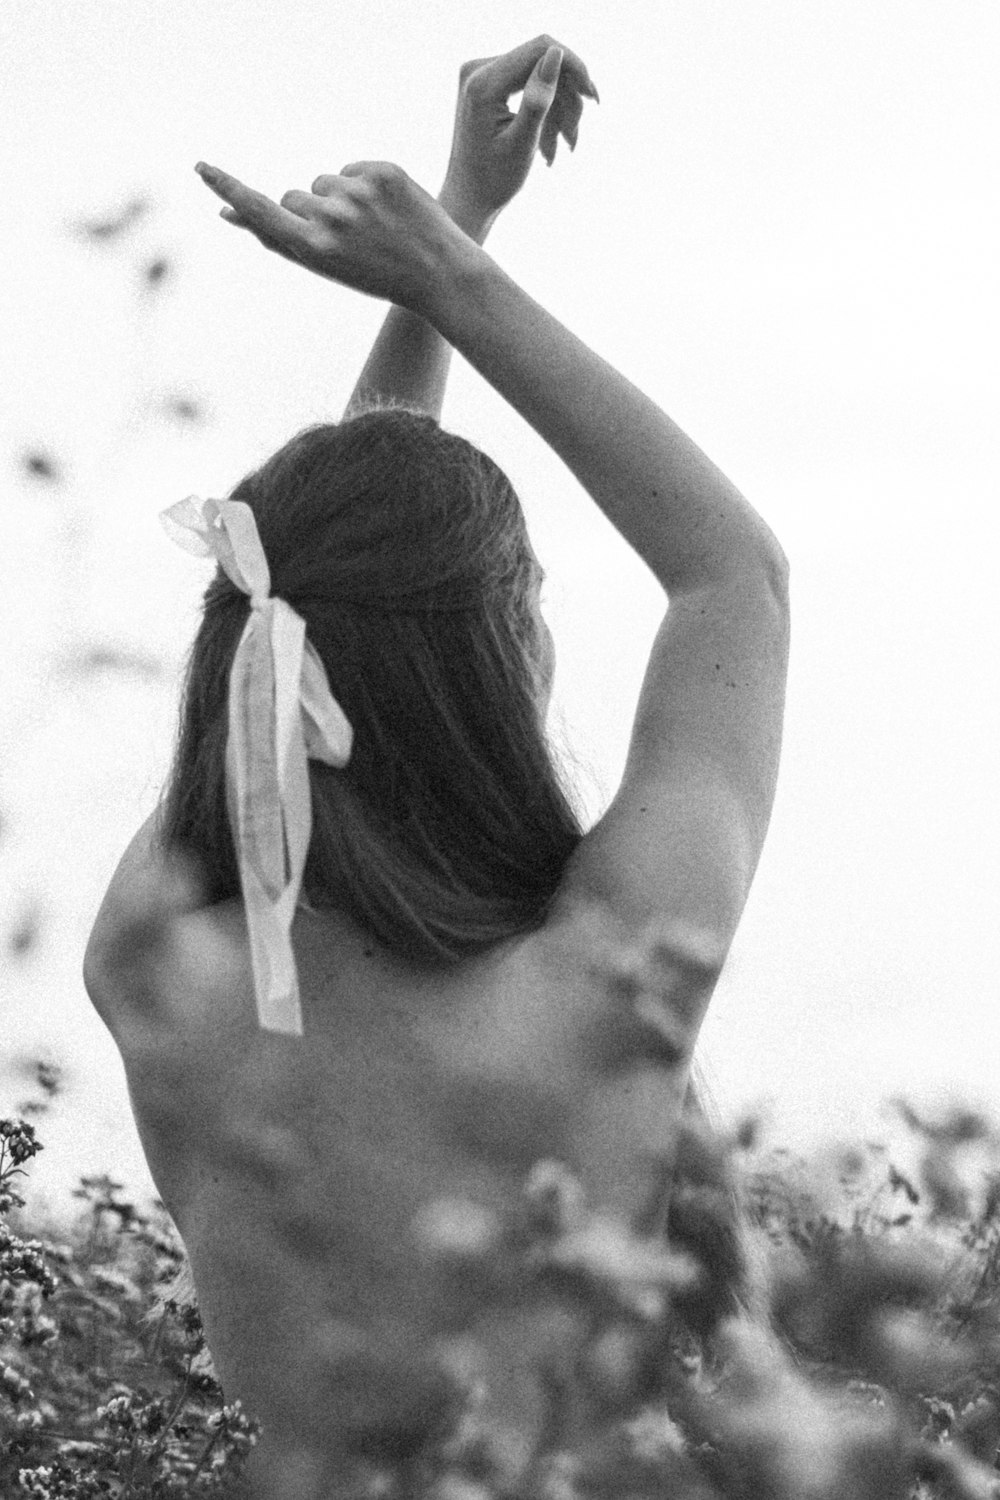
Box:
[197,157,469,316]
[439,35,598,239]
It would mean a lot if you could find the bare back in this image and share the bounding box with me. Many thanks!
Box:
[107,890,698,1464]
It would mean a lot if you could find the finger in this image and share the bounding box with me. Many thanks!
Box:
[219,208,306,266]
[195,162,316,250]
[311,172,343,195]
[551,82,586,152]
[279,187,323,219]
[472,34,596,103]
[312,169,371,194]
[540,116,560,168]
[508,45,562,161]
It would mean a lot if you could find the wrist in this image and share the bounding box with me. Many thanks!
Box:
[436,182,497,246]
[419,231,501,346]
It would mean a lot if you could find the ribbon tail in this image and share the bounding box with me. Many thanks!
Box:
[228,611,285,900]
[242,866,304,1035]
[300,638,353,765]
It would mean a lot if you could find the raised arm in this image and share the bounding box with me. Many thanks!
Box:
[342,38,598,420]
[196,73,790,1053]
[427,223,790,1051]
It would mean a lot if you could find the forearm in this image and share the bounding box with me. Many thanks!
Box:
[344,304,453,421]
[344,189,492,423]
[425,239,783,596]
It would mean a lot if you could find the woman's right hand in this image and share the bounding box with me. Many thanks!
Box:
[197,157,468,317]
[439,35,598,240]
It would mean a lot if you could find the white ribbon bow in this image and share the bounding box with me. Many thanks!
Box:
[161,495,353,1036]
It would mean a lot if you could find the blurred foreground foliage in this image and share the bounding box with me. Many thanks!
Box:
[3,1074,1000,1500]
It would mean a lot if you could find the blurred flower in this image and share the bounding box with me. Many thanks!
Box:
[413,1198,501,1261]
[888,1162,921,1206]
[892,1097,994,1148]
[6,899,44,961]
[921,1142,973,1221]
[865,1303,970,1391]
[19,450,64,486]
[547,1213,699,1317]
[731,1113,763,1154]
[66,193,151,244]
[142,254,172,293]
[160,391,208,425]
[55,640,165,683]
[702,1316,912,1500]
[523,1160,587,1238]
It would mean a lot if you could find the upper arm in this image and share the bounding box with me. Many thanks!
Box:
[552,544,790,1041]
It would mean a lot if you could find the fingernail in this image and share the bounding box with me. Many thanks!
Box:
[540,45,563,85]
[195,161,217,182]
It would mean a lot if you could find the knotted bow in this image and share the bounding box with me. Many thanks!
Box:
[160,495,353,1036]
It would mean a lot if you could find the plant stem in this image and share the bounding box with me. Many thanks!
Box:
[141,1360,193,1468]
[186,1425,221,1489]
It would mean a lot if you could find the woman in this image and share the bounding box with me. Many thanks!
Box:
[83,35,789,1497]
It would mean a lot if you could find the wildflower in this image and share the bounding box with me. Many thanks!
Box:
[95,1391,139,1432]
[920,1394,956,1443]
[16,1306,60,1348]
[0,1226,59,1297]
[205,1397,261,1454]
[0,1118,44,1166]
[16,1463,108,1498]
[17,1467,53,1499]
[2,1360,35,1403]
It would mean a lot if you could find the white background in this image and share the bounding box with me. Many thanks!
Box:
[1,0,998,1226]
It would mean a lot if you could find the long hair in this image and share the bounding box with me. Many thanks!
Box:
[149,406,765,1357]
[160,405,584,963]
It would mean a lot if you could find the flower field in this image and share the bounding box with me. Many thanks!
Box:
[3,1064,1000,1499]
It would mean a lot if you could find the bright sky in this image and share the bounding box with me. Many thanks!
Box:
[2,0,999,1222]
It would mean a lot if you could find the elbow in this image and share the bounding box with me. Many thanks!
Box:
[748,521,790,614]
[671,516,790,610]
[763,530,790,612]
